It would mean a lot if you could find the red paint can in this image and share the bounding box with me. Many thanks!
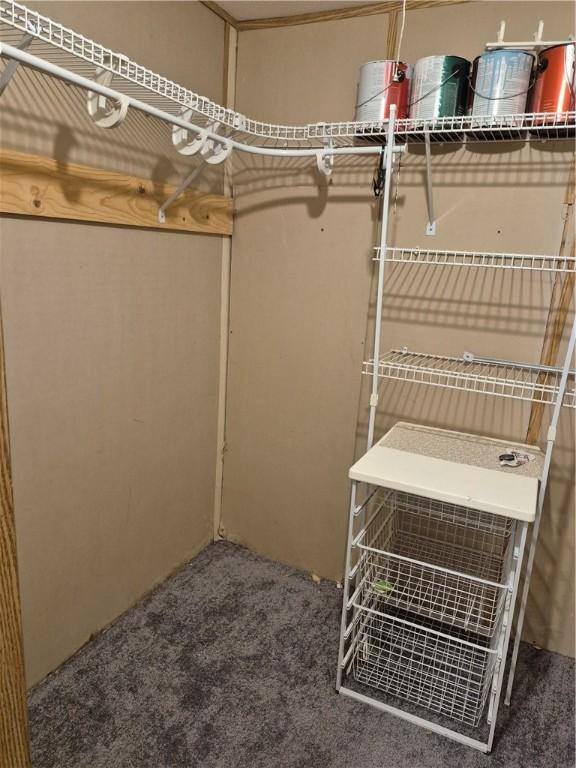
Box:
[531,42,576,114]
[355,61,412,122]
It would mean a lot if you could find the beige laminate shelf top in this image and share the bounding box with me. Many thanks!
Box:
[349,423,543,522]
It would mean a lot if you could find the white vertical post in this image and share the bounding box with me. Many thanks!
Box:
[424,128,436,235]
[487,521,528,751]
[505,315,576,705]
[336,481,358,689]
[366,105,397,450]
[213,23,237,540]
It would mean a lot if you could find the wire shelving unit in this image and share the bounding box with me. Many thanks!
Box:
[0,0,574,158]
[336,35,575,746]
[377,247,576,273]
[363,349,576,408]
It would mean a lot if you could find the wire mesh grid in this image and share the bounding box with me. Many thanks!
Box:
[1,0,574,149]
[350,604,498,726]
[354,491,513,636]
[377,247,576,273]
[363,349,576,408]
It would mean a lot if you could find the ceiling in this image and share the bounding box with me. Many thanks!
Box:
[215,1,383,22]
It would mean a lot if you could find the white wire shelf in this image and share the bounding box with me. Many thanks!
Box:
[350,603,497,727]
[0,0,574,152]
[376,247,576,273]
[353,491,513,637]
[363,349,576,408]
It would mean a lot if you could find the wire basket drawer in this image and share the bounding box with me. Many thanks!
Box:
[354,490,515,637]
[351,604,498,726]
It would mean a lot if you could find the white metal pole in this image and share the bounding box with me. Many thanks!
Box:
[0,43,383,160]
[505,314,576,705]
[366,105,397,450]
[336,481,358,690]
[487,521,528,751]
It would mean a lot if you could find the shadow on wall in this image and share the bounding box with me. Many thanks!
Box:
[231,141,571,200]
[523,408,575,651]
[0,66,225,195]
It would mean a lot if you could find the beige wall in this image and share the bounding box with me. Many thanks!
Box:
[222,1,575,656]
[0,1,226,685]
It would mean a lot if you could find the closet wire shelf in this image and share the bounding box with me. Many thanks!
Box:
[375,247,576,273]
[363,350,576,408]
[0,0,575,149]
[352,491,513,637]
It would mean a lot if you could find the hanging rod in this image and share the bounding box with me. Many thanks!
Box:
[0,42,385,162]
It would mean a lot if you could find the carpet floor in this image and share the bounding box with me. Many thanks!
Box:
[29,541,574,768]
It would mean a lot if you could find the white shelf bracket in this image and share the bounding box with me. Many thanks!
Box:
[486,19,572,51]
[424,128,436,236]
[86,68,129,128]
[534,20,544,46]
[172,115,232,165]
[316,141,335,177]
[0,32,32,96]
[158,160,206,224]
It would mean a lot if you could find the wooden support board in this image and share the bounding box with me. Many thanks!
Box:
[0,306,31,768]
[0,151,233,236]
[201,0,239,29]
[235,0,470,31]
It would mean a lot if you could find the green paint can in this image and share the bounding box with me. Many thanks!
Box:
[409,55,470,120]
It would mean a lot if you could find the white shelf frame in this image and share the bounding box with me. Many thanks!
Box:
[362,349,576,409]
[337,41,576,746]
[377,247,576,273]
[337,479,530,753]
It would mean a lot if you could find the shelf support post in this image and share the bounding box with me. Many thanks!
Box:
[505,313,576,706]
[424,128,436,235]
[367,105,397,450]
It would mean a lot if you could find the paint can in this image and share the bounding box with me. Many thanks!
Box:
[531,43,576,114]
[409,55,470,120]
[471,50,534,117]
[355,60,412,122]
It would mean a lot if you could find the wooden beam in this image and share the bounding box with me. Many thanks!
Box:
[214,22,237,543]
[0,302,31,767]
[201,1,239,29]
[526,172,575,444]
[237,0,471,32]
[0,150,233,236]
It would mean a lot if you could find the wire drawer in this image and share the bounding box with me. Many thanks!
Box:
[350,603,498,726]
[353,490,514,637]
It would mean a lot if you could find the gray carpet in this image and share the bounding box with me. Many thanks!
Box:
[29,541,574,768]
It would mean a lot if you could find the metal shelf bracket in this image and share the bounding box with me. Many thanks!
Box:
[316,140,335,177]
[157,160,207,224]
[486,19,573,51]
[0,30,31,95]
[424,128,436,236]
[171,116,232,165]
[86,68,129,128]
